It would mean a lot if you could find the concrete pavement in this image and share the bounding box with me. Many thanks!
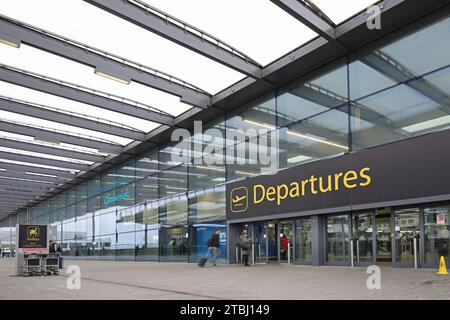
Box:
[0,259,448,300]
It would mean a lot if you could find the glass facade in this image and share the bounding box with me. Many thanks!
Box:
[1,13,450,267]
[424,206,450,264]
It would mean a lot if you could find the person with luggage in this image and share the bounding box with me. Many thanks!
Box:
[237,230,251,266]
[198,228,221,267]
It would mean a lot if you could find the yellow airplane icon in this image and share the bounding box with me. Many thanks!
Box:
[230,187,248,213]
[232,195,246,206]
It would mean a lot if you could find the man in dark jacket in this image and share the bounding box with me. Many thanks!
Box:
[207,229,221,266]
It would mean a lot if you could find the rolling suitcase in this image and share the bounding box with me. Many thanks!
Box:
[198,257,207,267]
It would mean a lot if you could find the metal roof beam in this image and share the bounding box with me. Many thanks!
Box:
[0,65,175,126]
[0,97,146,141]
[84,0,262,78]
[0,189,47,197]
[270,0,336,41]
[0,195,37,201]
[0,151,90,171]
[0,162,76,179]
[0,138,105,163]
[0,177,58,189]
[0,16,211,109]
[0,119,123,155]
[0,181,53,191]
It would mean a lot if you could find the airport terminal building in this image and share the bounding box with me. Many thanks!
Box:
[0,0,450,269]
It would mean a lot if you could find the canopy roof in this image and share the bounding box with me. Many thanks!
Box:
[1,0,442,220]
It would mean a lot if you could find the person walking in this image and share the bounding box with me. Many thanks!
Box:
[199,228,221,267]
[207,228,221,266]
[238,230,251,266]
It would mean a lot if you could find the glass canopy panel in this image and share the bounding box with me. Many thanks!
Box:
[0,44,190,116]
[0,0,245,94]
[0,81,160,134]
[0,110,132,146]
[143,0,317,66]
[349,60,397,100]
[310,0,378,24]
[351,75,450,150]
[379,16,450,78]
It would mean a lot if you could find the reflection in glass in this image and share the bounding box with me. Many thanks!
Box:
[254,223,267,263]
[395,208,420,265]
[136,229,159,261]
[424,206,450,265]
[279,106,349,169]
[159,196,188,262]
[116,232,136,260]
[375,213,392,262]
[352,213,373,263]
[295,218,312,264]
[326,215,349,263]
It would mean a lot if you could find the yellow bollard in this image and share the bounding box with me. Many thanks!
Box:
[436,256,448,275]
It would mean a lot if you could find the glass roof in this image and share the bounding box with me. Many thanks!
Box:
[0,44,191,117]
[0,81,160,134]
[310,0,378,24]
[143,0,317,66]
[0,109,132,146]
[0,0,407,217]
[0,0,246,95]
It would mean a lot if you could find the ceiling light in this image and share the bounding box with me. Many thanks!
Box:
[94,69,130,85]
[287,130,348,150]
[0,34,20,48]
[195,165,225,172]
[34,138,60,146]
[287,155,312,164]
[235,170,257,176]
[244,119,276,130]
[402,115,450,133]
[25,172,58,178]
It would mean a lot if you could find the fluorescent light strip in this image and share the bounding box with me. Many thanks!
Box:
[287,155,312,164]
[244,119,348,150]
[244,119,276,130]
[287,131,348,150]
[166,186,186,191]
[0,38,20,48]
[94,70,130,85]
[25,172,58,178]
[195,165,225,172]
[235,171,257,176]
[402,115,450,133]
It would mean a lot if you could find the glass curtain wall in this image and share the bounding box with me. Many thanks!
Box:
[3,13,450,264]
[424,205,450,267]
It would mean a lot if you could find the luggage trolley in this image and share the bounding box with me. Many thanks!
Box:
[45,257,60,275]
[23,255,42,276]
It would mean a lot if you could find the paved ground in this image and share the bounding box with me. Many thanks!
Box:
[0,258,448,300]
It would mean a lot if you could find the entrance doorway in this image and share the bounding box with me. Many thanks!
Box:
[279,221,294,264]
[352,212,374,266]
[236,221,296,264]
[375,213,392,265]
[393,208,420,268]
